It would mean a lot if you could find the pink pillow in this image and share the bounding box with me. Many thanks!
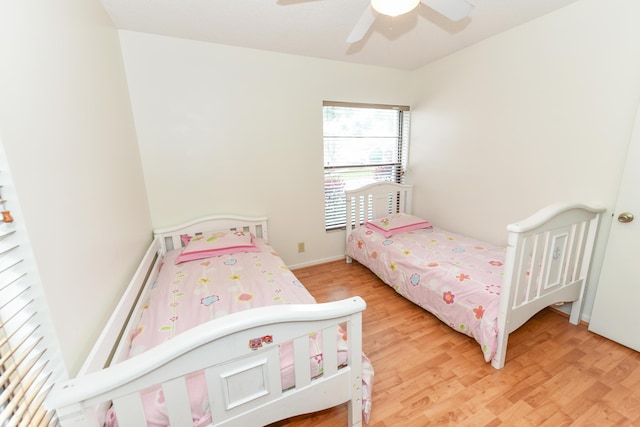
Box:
[175,231,260,264]
[365,213,432,238]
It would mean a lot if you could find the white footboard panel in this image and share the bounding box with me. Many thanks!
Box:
[491,203,604,369]
[49,297,366,427]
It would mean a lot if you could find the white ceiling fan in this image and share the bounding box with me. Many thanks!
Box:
[347,0,474,43]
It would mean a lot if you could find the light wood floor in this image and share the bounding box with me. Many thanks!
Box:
[269,259,640,427]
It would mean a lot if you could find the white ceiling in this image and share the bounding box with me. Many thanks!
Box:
[100,0,580,70]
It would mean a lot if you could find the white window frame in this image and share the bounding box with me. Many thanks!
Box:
[322,101,410,230]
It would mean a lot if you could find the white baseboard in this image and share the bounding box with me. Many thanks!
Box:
[288,254,346,270]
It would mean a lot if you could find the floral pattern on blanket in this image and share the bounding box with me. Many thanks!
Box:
[107,239,373,427]
[347,225,506,362]
[128,241,316,356]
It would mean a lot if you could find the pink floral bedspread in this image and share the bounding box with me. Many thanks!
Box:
[105,239,373,427]
[346,225,506,363]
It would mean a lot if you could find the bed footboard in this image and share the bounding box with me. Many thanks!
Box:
[49,297,366,427]
[492,203,604,369]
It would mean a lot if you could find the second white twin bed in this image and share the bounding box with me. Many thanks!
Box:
[345,182,604,369]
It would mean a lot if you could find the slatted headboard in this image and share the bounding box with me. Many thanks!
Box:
[345,182,413,250]
[153,215,269,254]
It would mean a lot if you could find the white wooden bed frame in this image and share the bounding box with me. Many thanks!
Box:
[345,183,604,369]
[48,216,367,426]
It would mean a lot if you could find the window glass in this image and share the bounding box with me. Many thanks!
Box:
[323,102,410,229]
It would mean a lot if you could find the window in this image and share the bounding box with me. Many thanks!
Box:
[323,101,410,230]
[0,149,59,426]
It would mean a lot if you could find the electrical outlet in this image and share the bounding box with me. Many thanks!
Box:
[297,242,305,253]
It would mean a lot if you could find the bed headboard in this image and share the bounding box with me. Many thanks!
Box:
[345,182,413,246]
[154,215,269,254]
[345,182,413,226]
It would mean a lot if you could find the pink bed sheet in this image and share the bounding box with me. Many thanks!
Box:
[106,239,373,426]
[346,225,506,362]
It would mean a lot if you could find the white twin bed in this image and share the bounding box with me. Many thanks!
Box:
[345,182,604,369]
[48,216,372,427]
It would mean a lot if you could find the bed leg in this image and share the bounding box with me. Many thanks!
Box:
[346,255,352,264]
[491,331,508,369]
[569,298,583,325]
[347,396,363,427]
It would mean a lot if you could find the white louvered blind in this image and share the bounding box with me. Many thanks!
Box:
[0,156,58,426]
[323,101,410,230]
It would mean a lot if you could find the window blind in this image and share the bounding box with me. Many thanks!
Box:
[0,161,58,426]
[323,101,410,229]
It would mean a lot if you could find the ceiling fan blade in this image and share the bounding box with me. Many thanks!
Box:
[420,0,473,21]
[346,5,377,43]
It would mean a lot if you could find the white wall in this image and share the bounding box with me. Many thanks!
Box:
[407,0,640,321]
[119,31,413,267]
[0,2,153,376]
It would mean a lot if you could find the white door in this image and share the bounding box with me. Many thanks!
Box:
[589,105,640,349]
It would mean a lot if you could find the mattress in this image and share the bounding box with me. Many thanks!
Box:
[346,225,506,362]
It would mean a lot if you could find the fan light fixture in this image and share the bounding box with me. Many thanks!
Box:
[371,0,420,17]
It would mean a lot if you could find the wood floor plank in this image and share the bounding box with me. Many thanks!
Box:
[268,260,640,426]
